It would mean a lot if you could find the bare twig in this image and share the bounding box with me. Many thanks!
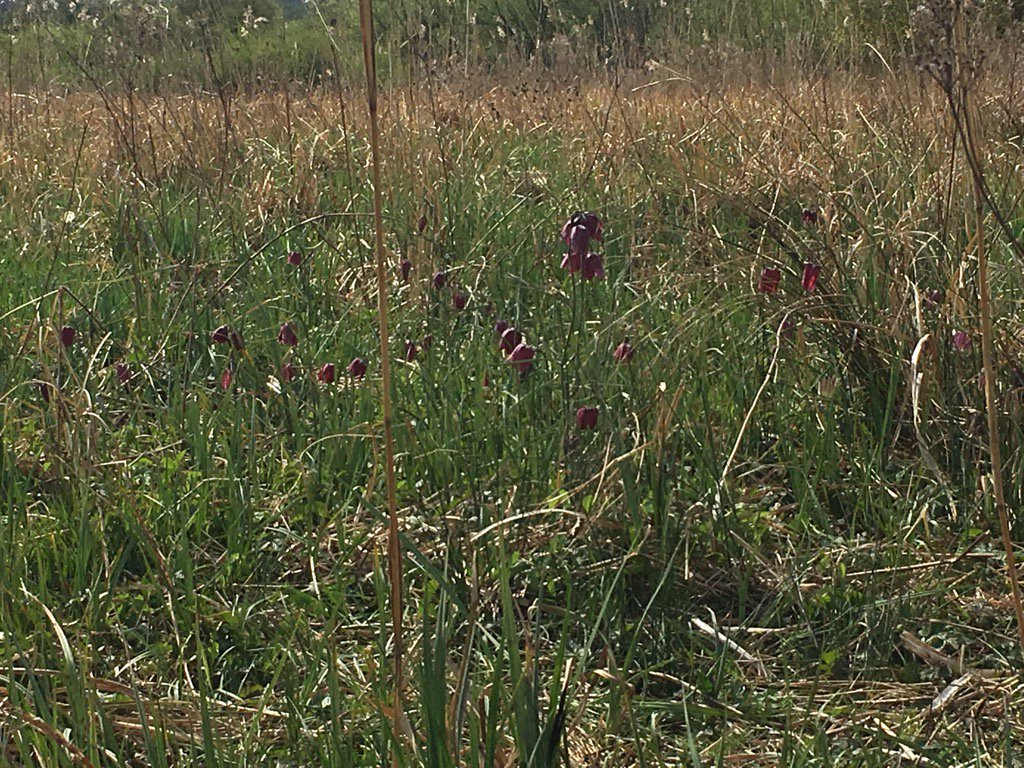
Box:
[358,0,405,757]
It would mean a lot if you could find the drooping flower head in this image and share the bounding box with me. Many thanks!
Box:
[802,262,822,292]
[924,288,943,310]
[575,406,598,431]
[499,327,522,355]
[801,207,819,225]
[347,357,367,379]
[404,340,418,362]
[212,325,231,345]
[581,252,605,281]
[509,341,534,376]
[561,212,604,274]
[277,322,298,346]
[952,330,972,352]
[432,270,447,290]
[318,363,336,383]
[116,363,131,386]
[561,211,603,249]
[613,341,635,364]
[280,362,296,383]
[453,292,467,311]
[59,325,77,348]
[400,259,413,281]
[219,368,233,391]
[758,267,781,294]
[287,250,302,266]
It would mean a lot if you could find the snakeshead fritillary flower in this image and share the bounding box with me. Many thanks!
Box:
[758,267,781,294]
[318,363,336,383]
[802,262,821,292]
[404,340,418,361]
[400,259,412,281]
[432,270,447,290]
[287,251,302,266]
[277,323,298,347]
[59,325,76,348]
[952,330,972,351]
[499,327,522,355]
[509,342,534,375]
[280,362,296,383]
[212,325,231,345]
[561,211,603,247]
[453,292,467,311]
[581,252,605,281]
[347,357,367,380]
[613,341,635,364]
[576,406,598,430]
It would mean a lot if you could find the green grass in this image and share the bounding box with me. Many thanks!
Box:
[2,26,1024,766]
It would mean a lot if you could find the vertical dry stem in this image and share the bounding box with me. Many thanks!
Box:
[358,0,404,737]
[955,9,1024,657]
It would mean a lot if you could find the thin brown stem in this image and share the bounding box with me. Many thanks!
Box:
[358,0,405,747]
[955,9,1024,659]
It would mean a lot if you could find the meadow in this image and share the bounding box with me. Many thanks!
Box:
[2,4,1024,765]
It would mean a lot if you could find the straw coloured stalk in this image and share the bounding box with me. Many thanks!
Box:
[950,6,1024,656]
[358,0,405,741]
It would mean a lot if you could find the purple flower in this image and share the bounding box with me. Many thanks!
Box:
[432,270,447,290]
[59,325,76,348]
[952,330,972,351]
[219,368,233,391]
[561,251,583,275]
[581,252,605,281]
[509,342,534,375]
[568,224,591,259]
[347,357,367,380]
[116,363,131,386]
[499,327,522,355]
[494,319,509,337]
[418,215,428,233]
[575,406,598,431]
[561,211,603,247]
[287,251,302,266]
[212,325,231,345]
[802,262,821,292]
[924,288,943,310]
[280,362,296,383]
[317,362,336,383]
[277,322,298,347]
[400,259,413,281]
[758,267,781,294]
[404,340,418,361]
[453,292,467,311]
[801,208,819,225]
[613,341,634,364]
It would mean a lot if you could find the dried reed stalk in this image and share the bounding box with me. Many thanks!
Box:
[358,0,405,738]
